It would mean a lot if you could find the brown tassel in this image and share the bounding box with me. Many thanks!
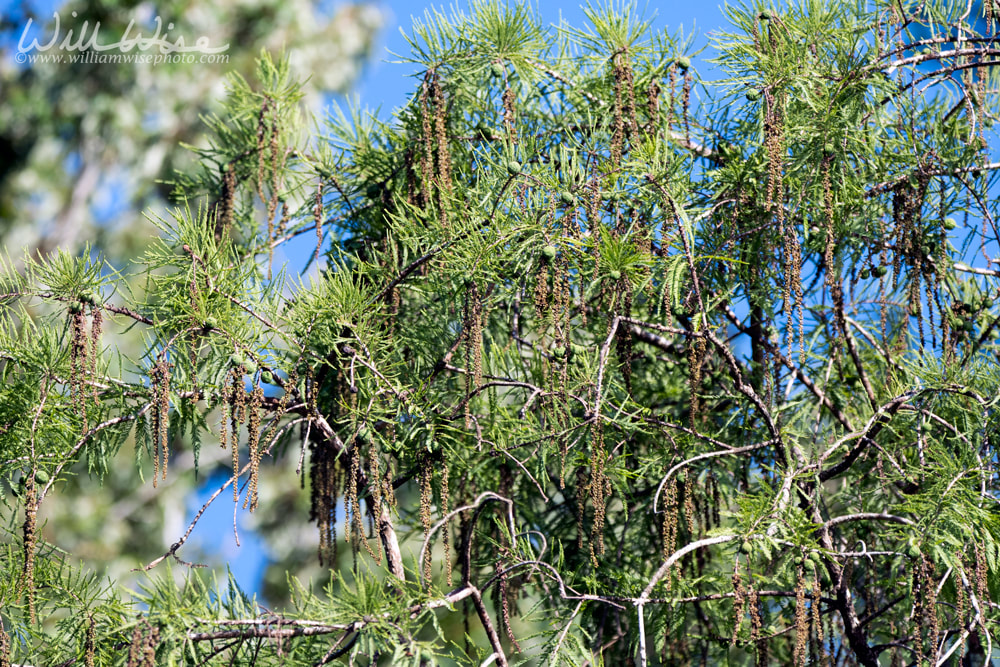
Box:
[21,476,38,625]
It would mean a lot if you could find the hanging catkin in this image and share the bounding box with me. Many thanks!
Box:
[821,158,849,349]
[255,98,269,205]
[433,72,452,229]
[463,282,483,429]
[911,565,925,665]
[89,306,102,403]
[228,365,247,502]
[71,305,89,433]
[0,623,9,667]
[502,84,517,144]
[84,615,96,667]
[956,552,967,660]
[794,562,808,666]
[615,287,634,395]
[243,382,264,512]
[265,100,284,279]
[575,466,587,551]
[419,449,434,585]
[610,50,636,167]
[150,358,171,487]
[313,178,324,264]
[308,438,338,567]
[682,67,692,145]
[661,478,678,559]
[588,422,610,562]
[730,556,745,646]
[975,543,988,647]
[21,476,38,625]
[440,458,452,585]
[646,79,661,135]
[420,71,436,210]
[921,555,939,661]
[749,583,766,663]
[812,569,827,667]
[350,438,378,561]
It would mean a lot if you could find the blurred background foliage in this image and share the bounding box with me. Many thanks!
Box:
[0,0,382,604]
[0,0,381,256]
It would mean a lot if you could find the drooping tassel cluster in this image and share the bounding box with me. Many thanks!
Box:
[125,622,160,667]
[661,478,679,581]
[242,381,264,512]
[911,562,926,665]
[440,459,451,584]
[219,164,236,237]
[308,436,341,568]
[433,71,452,228]
[540,225,573,487]
[150,358,171,487]
[419,449,434,584]
[575,466,587,551]
[21,475,38,625]
[69,302,90,432]
[502,74,517,144]
[811,566,826,666]
[610,50,637,167]
[974,542,988,648]
[681,66,692,145]
[221,362,248,502]
[84,614,96,667]
[794,561,808,666]
[730,556,745,645]
[645,79,661,136]
[314,178,324,264]
[420,75,435,209]
[890,176,930,347]
[0,623,9,667]
[345,432,377,561]
[367,444,385,567]
[463,281,484,429]
[89,306,102,402]
[920,555,940,660]
[418,70,453,227]
[955,550,968,661]
[587,422,611,562]
[821,159,849,350]
[748,581,766,663]
[688,332,707,426]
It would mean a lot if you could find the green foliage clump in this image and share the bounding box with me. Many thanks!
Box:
[3,2,1000,665]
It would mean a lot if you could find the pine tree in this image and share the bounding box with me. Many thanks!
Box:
[2,1,1000,665]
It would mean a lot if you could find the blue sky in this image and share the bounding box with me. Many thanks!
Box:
[353,0,729,117]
